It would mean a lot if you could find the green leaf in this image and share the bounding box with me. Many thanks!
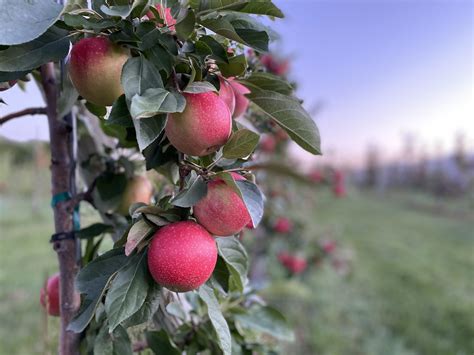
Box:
[68,248,127,333]
[240,72,292,95]
[0,27,70,72]
[123,282,161,327]
[132,114,167,151]
[217,55,247,78]
[235,179,264,227]
[0,70,29,82]
[142,136,179,170]
[222,129,259,159]
[183,81,217,94]
[130,88,186,119]
[76,223,114,240]
[146,330,180,355]
[246,88,321,155]
[105,251,150,331]
[63,14,118,30]
[170,175,208,207]
[198,284,231,355]
[166,301,187,320]
[125,219,155,256]
[0,0,64,45]
[57,74,79,118]
[108,95,133,127]
[197,35,229,63]
[239,1,284,18]
[234,305,294,341]
[121,56,164,101]
[216,237,248,293]
[94,324,133,355]
[175,8,196,40]
[85,101,107,118]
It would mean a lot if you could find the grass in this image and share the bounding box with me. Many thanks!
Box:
[0,149,473,354]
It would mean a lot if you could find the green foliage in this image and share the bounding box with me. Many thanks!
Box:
[223,129,259,159]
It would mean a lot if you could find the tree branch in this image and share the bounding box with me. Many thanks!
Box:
[0,107,47,125]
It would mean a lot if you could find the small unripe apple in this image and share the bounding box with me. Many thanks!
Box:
[229,80,250,119]
[273,217,292,234]
[194,173,251,236]
[117,175,154,215]
[146,4,176,30]
[218,76,236,115]
[40,273,60,316]
[147,221,217,292]
[69,37,129,106]
[165,92,232,156]
[0,80,17,91]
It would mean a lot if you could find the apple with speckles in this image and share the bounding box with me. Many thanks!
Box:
[218,76,236,115]
[229,80,250,119]
[68,37,129,106]
[116,175,154,216]
[147,221,217,292]
[194,172,251,236]
[165,92,232,156]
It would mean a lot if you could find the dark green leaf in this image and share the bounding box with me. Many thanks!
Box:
[146,330,180,355]
[130,88,186,119]
[108,95,133,127]
[68,248,127,333]
[123,282,161,327]
[239,1,284,18]
[217,55,247,78]
[63,13,118,30]
[235,179,264,227]
[198,284,231,355]
[76,223,114,240]
[0,27,70,72]
[121,56,164,101]
[234,305,294,341]
[0,0,63,45]
[170,175,208,207]
[197,36,229,63]
[142,136,179,170]
[0,71,29,82]
[246,88,321,155]
[222,129,259,159]
[124,219,155,256]
[105,251,150,331]
[132,114,167,151]
[175,8,196,40]
[240,72,292,95]
[216,237,248,293]
[94,324,133,355]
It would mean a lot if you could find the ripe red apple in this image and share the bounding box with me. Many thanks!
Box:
[117,175,154,215]
[273,217,292,234]
[194,173,251,236]
[218,76,236,115]
[321,240,337,254]
[229,80,250,119]
[165,92,232,156]
[277,252,307,274]
[0,80,17,91]
[40,273,60,316]
[260,135,277,153]
[146,4,176,30]
[147,221,217,292]
[261,54,290,76]
[69,37,129,106]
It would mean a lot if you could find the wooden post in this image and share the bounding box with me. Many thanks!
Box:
[41,62,80,355]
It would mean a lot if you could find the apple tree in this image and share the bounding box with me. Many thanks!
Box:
[0,1,321,354]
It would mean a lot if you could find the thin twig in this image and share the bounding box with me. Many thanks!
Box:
[0,107,47,125]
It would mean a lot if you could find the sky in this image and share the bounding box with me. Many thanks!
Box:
[0,0,473,166]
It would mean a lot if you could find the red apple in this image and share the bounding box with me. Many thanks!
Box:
[194,172,251,236]
[69,37,129,106]
[147,221,217,292]
[277,252,307,274]
[321,240,337,254]
[218,76,236,115]
[117,175,154,215]
[273,217,292,234]
[40,273,60,316]
[261,54,290,76]
[229,80,250,119]
[165,92,232,156]
[260,135,277,153]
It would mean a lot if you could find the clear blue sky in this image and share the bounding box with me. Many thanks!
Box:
[1,0,472,165]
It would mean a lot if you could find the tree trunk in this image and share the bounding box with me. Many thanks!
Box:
[41,63,80,355]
